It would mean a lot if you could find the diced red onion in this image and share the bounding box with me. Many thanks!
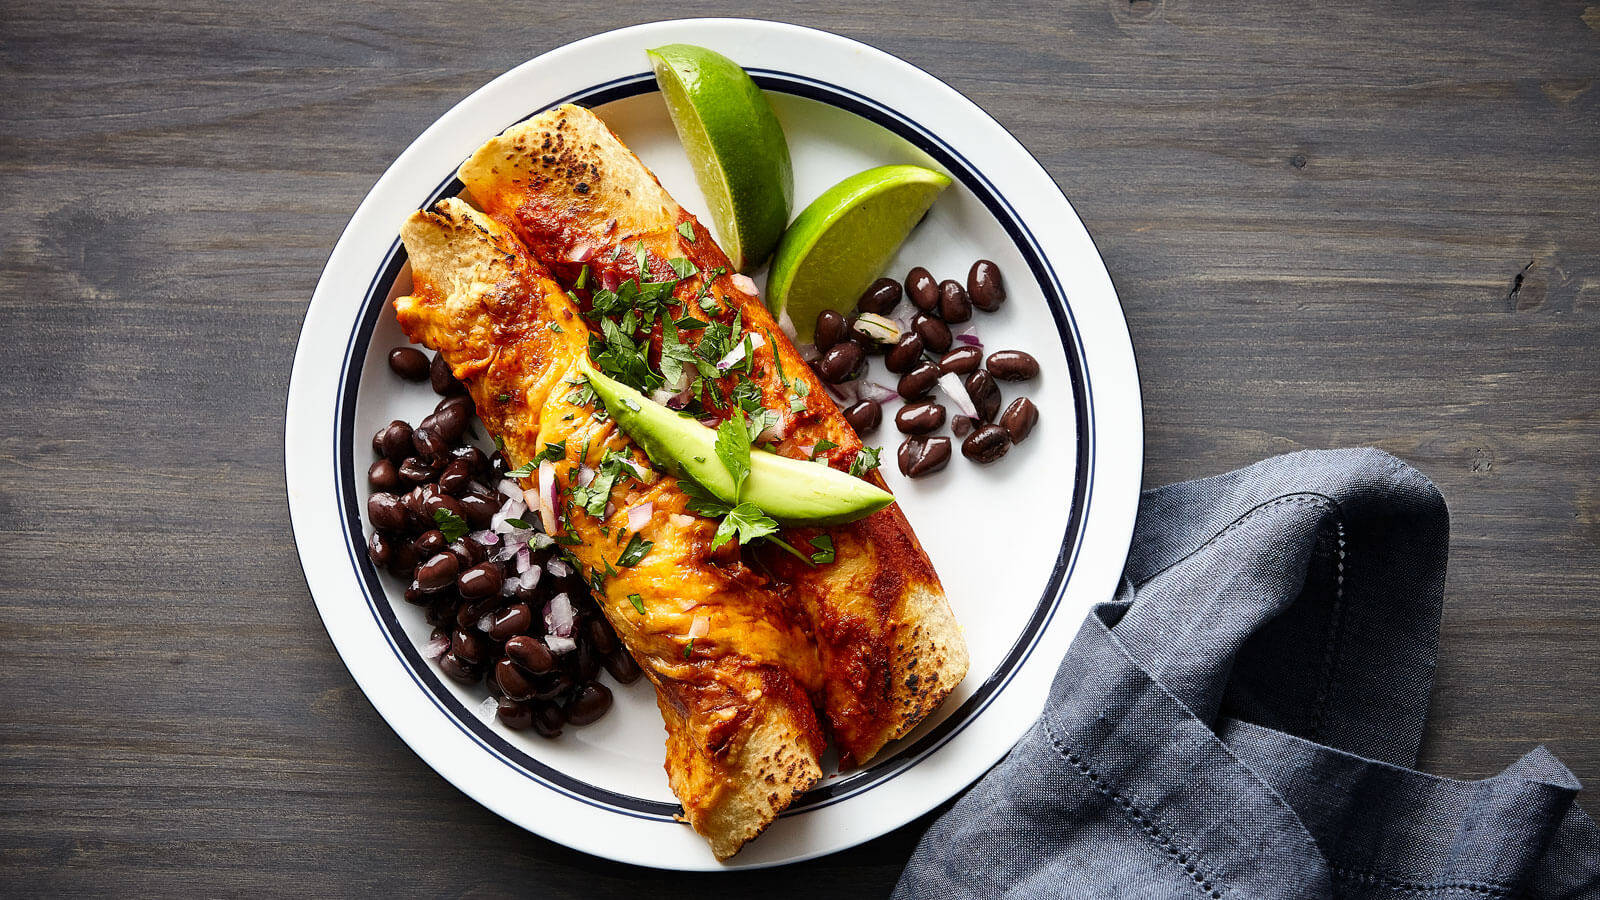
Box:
[826,380,859,405]
[576,465,596,487]
[529,533,555,551]
[688,614,710,639]
[547,557,573,579]
[852,312,901,344]
[515,547,532,574]
[698,416,721,429]
[517,566,541,592]
[731,273,759,297]
[476,695,499,724]
[954,328,983,349]
[477,612,495,632]
[423,634,450,660]
[857,380,900,404]
[604,501,616,519]
[565,243,596,263]
[796,342,821,364]
[618,458,656,483]
[490,539,526,564]
[537,461,557,533]
[797,443,816,458]
[716,332,765,371]
[600,269,620,290]
[497,478,523,499]
[938,372,979,419]
[468,529,499,546]
[776,308,798,342]
[499,573,519,596]
[544,635,577,655]
[627,502,653,532]
[757,417,787,444]
[544,593,576,638]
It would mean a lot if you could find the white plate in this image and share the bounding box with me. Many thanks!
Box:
[285,18,1142,870]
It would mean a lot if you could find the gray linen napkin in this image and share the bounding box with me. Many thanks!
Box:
[895,448,1600,899]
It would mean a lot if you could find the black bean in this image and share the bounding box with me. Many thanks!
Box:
[533,672,573,701]
[388,346,430,381]
[532,702,566,737]
[505,635,556,674]
[489,451,510,481]
[911,312,952,353]
[496,698,534,731]
[451,444,490,477]
[897,436,952,478]
[387,542,420,579]
[451,628,485,664]
[939,346,983,376]
[411,424,448,462]
[814,309,849,350]
[367,531,392,568]
[603,648,643,684]
[585,618,619,656]
[458,562,503,600]
[404,581,428,606]
[857,277,902,315]
[495,657,536,700]
[431,402,470,443]
[438,458,474,496]
[986,349,1040,381]
[422,491,466,525]
[398,456,436,485]
[449,537,487,568]
[968,259,1006,311]
[457,492,497,528]
[412,529,447,559]
[379,420,413,464]
[966,369,1002,421]
[897,361,941,401]
[438,652,478,684]
[367,492,406,532]
[885,332,925,374]
[368,458,401,492]
[513,578,542,605]
[905,266,939,311]
[565,683,613,726]
[430,353,466,396]
[456,598,495,631]
[816,341,865,384]
[938,280,972,323]
[436,393,475,420]
[372,426,386,457]
[843,399,883,434]
[1000,397,1039,443]
[896,401,946,435]
[490,603,533,641]
[951,415,976,438]
[962,424,1011,463]
[572,641,601,682]
[417,552,460,592]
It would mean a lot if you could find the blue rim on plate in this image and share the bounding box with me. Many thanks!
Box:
[335,71,1094,820]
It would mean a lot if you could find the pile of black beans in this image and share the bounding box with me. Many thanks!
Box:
[809,259,1042,478]
[365,346,641,737]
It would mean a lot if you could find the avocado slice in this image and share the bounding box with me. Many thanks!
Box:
[576,358,893,526]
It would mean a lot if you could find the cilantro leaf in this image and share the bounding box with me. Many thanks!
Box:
[617,533,653,567]
[432,508,469,542]
[849,446,882,477]
[677,222,696,242]
[809,535,835,565]
[710,501,780,550]
[503,517,534,530]
[678,476,733,518]
[628,593,646,615]
[541,441,567,462]
[666,257,698,280]
[506,460,537,479]
[684,637,695,658]
[573,265,588,289]
[810,440,838,459]
[714,411,752,500]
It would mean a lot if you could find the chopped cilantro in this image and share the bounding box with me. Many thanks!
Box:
[540,441,567,462]
[495,392,513,402]
[574,265,588,289]
[629,593,646,615]
[506,461,536,479]
[547,321,563,333]
[618,533,653,567]
[677,222,696,242]
[684,638,695,658]
[432,508,468,542]
[809,535,835,565]
[666,257,698,280]
[503,517,534,530]
[810,440,838,459]
[711,501,780,550]
[849,446,882,477]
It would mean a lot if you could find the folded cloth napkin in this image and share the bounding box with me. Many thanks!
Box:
[895,448,1600,899]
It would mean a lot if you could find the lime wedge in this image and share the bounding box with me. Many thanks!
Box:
[766,165,951,342]
[648,44,792,273]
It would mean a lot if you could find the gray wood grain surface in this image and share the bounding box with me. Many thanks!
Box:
[2,1,1596,895]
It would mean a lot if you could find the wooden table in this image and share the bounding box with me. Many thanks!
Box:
[3,2,1595,895]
